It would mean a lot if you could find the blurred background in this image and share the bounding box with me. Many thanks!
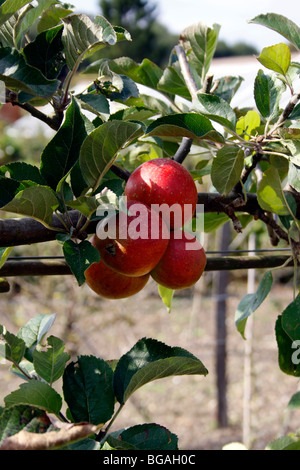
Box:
[1,0,300,451]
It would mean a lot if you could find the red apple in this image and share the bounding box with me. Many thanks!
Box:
[85,258,149,299]
[151,231,207,290]
[93,201,169,277]
[124,158,198,229]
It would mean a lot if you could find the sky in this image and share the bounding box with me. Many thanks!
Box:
[68,0,300,50]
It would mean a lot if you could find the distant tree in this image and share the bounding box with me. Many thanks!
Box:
[98,0,177,66]
[214,40,258,58]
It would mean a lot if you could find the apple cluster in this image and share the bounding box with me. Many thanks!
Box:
[85,158,207,299]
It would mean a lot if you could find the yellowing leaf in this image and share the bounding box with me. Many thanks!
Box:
[257,43,291,76]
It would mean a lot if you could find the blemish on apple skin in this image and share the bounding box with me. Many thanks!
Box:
[105,243,116,257]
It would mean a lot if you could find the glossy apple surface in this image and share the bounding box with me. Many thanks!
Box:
[85,256,149,299]
[125,158,198,229]
[93,201,169,277]
[151,231,207,290]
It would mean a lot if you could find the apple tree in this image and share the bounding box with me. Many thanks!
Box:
[0,1,300,450]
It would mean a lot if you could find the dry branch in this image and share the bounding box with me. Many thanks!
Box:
[0,255,295,278]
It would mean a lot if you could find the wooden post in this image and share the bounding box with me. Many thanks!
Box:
[215,222,231,427]
[243,233,256,448]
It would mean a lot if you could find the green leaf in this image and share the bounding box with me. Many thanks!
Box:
[0,406,51,446]
[257,166,290,215]
[4,381,62,416]
[193,93,237,131]
[249,13,300,52]
[33,335,70,385]
[257,43,291,76]
[235,271,273,338]
[0,176,24,206]
[14,0,57,49]
[0,325,26,364]
[76,92,110,116]
[158,285,174,313]
[0,47,59,100]
[61,14,115,70]
[213,76,244,103]
[287,391,300,410]
[275,316,300,377]
[63,240,100,286]
[79,120,141,191]
[211,146,244,195]
[113,337,208,405]
[0,11,17,47]
[109,57,164,91]
[66,187,118,219]
[23,24,64,80]
[146,113,223,143]
[63,355,115,425]
[0,185,59,227]
[281,295,300,342]
[266,434,300,450]
[37,3,73,33]
[157,64,191,100]
[40,97,88,190]
[204,213,229,232]
[0,162,46,185]
[180,22,221,84]
[106,424,178,451]
[0,0,32,27]
[0,247,13,269]
[288,163,300,193]
[254,70,284,119]
[236,111,260,140]
[17,313,56,363]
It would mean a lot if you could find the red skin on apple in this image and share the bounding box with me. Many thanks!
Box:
[93,201,170,277]
[151,231,207,290]
[85,257,150,299]
[124,158,198,229]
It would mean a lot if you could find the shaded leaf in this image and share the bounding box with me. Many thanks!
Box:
[4,381,62,416]
[63,240,100,286]
[113,337,208,405]
[0,47,59,100]
[0,162,46,185]
[0,185,59,227]
[235,271,273,338]
[63,355,115,425]
[79,120,141,191]
[146,113,223,142]
[40,97,88,190]
[281,295,300,342]
[106,424,178,451]
[275,316,300,377]
[109,57,164,91]
[23,24,64,79]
